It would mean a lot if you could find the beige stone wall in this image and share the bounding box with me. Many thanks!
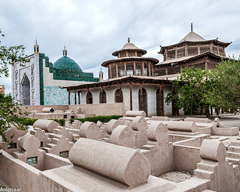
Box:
[0,151,40,192]
[68,103,125,116]
[19,103,125,117]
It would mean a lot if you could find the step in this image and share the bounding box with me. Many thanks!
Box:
[46,143,57,148]
[227,151,240,159]
[67,129,80,134]
[226,157,240,165]
[51,138,59,145]
[197,162,217,172]
[53,129,61,134]
[193,169,214,180]
[228,146,240,153]
[139,149,150,153]
[230,140,240,147]
[42,147,51,152]
[102,138,110,142]
[142,144,155,150]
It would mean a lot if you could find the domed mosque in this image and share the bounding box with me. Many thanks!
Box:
[12,43,99,105]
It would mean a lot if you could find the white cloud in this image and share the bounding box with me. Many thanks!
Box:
[0,0,240,93]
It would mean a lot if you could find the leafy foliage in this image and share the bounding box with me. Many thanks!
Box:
[70,115,123,124]
[49,119,65,126]
[209,57,240,113]
[0,94,29,137]
[0,29,28,77]
[166,57,240,116]
[166,67,211,116]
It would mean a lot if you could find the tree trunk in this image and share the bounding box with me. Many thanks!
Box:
[205,106,210,118]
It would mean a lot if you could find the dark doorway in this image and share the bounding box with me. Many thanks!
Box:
[115,89,123,103]
[86,91,92,104]
[172,90,179,116]
[21,74,30,105]
[156,88,164,116]
[139,88,147,116]
[100,90,106,103]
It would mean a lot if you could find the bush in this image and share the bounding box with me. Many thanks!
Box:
[50,119,65,126]
[70,115,123,124]
[18,118,38,125]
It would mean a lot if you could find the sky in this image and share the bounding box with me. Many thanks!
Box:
[0,0,240,94]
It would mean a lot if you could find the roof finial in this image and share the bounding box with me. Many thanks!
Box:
[128,37,130,43]
[35,37,37,44]
[64,44,66,49]
[191,23,193,32]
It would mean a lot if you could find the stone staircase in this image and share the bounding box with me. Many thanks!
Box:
[226,140,240,165]
[193,159,217,180]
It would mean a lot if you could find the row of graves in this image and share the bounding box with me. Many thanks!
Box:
[0,111,240,191]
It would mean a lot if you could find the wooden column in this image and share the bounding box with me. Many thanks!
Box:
[109,65,112,79]
[116,64,118,77]
[133,62,136,75]
[68,91,70,105]
[75,92,77,105]
[142,62,144,76]
[148,63,151,76]
[124,62,127,76]
[130,83,132,110]
[140,84,143,110]
[78,91,81,104]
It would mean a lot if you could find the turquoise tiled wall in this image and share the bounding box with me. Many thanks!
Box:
[44,86,79,105]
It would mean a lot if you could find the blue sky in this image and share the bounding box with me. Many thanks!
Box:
[0,0,240,94]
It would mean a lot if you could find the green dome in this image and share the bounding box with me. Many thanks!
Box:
[53,56,83,73]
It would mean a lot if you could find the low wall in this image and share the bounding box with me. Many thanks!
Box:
[174,145,201,174]
[44,153,72,171]
[68,103,125,116]
[0,150,40,192]
[19,103,125,117]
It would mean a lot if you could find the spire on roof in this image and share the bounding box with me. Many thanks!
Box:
[63,45,67,56]
[191,23,193,32]
[128,37,130,43]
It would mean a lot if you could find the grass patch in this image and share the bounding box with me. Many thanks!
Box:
[70,115,123,124]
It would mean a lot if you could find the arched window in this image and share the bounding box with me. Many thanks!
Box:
[138,88,147,115]
[99,90,106,103]
[86,91,92,104]
[156,88,164,116]
[115,89,123,103]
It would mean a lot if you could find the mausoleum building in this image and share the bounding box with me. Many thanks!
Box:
[11,42,99,105]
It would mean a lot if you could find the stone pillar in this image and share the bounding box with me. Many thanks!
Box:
[159,86,163,116]
[140,84,143,110]
[142,62,144,76]
[198,47,200,55]
[185,45,188,56]
[130,83,132,110]
[75,92,77,105]
[78,91,81,104]
[68,91,70,105]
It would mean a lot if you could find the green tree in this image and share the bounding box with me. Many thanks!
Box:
[209,57,240,113]
[0,29,29,139]
[0,29,27,77]
[0,94,29,140]
[166,67,212,117]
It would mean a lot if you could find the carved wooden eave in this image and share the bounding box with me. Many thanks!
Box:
[64,76,173,92]
[101,57,159,67]
[158,39,231,55]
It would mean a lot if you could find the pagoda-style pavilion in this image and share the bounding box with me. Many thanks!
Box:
[154,24,231,76]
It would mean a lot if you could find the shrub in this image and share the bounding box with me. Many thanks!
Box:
[50,119,65,126]
[18,118,38,125]
[70,115,123,124]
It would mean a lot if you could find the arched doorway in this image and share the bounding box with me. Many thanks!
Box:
[86,91,92,104]
[139,88,147,116]
[99,90,106,103]
[172,90,179,116]
[156,88,164,116]
[115,89,123,103]
[21,74,30,105]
